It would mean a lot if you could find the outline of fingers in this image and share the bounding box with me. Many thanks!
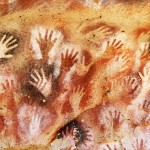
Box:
[40,67,48,89]
[61,49,78,66]
[1,79,15,92]
[114,53,129,71]
[118,53,129,61]
[36,31,42,45]
[34,113,42,127]
[30,113,42,136]
[0,34,18,58]
[36,29,57,51]
[132,139,146,150]
[110,79,120,90]
[144,43,150,51]
[106,144,112,150]
[107,39,123,50]
[125,76,138,91]
[139,72,144,81]
[29,69,41,88]
[67,49,78,63]
[76,55,93,76]
[80,55,86,66]
[104,144,125,150]
[76,55,86,70]
[29,69,45,91]
[141,43,150,58]
[101,26,114,35]
[96,26,114,37]
[142,100,150,112]
[81,55,93,69]
[37,29,57,44]
[29,68,53,98]
[32,107,42,124]
[71,85,85,110]
[139,31,150,38]
[48,30,57,44]
[40,69,53,97]
[2,35,18,50]
[73,85,85,98]
[0,34,7,44]
[115,53,129,65]
[114,110,121,122]
[139,62,150,81]
[36,28,48,44]
[103,144,115,150]
[109,110,122,128]
[44,29,49,41]
[130,78,137,90]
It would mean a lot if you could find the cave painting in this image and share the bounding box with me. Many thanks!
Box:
[0,0,150,150]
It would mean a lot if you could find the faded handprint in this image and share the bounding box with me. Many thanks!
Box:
[140,43,150,61]
[109,110,123,131]
[103,39,123,56]
[103,144,125,150]
[76,56,93,76]
[113,53,129,71]
[70,85,85,113]
[1,80,16,110]
[1,79,19,142]
[0,34,18,59]
[1,79,15,101]
[134,43,150,72]
[105,53,129,77]
[99,121,108,137]
[139,62,150,92]
[132,139,146,150]
[107,79,124,102]
[124,76,139,94]
[29,68,53,99]
[2,79,15,94]
[36,29,57,62]
[96,25,114,37]
[29,110,43,137]
[110,79,122,91]
[61,49,78,73]
[85,25,114,44]
[138,99,150,125]
[98,117,111,140]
